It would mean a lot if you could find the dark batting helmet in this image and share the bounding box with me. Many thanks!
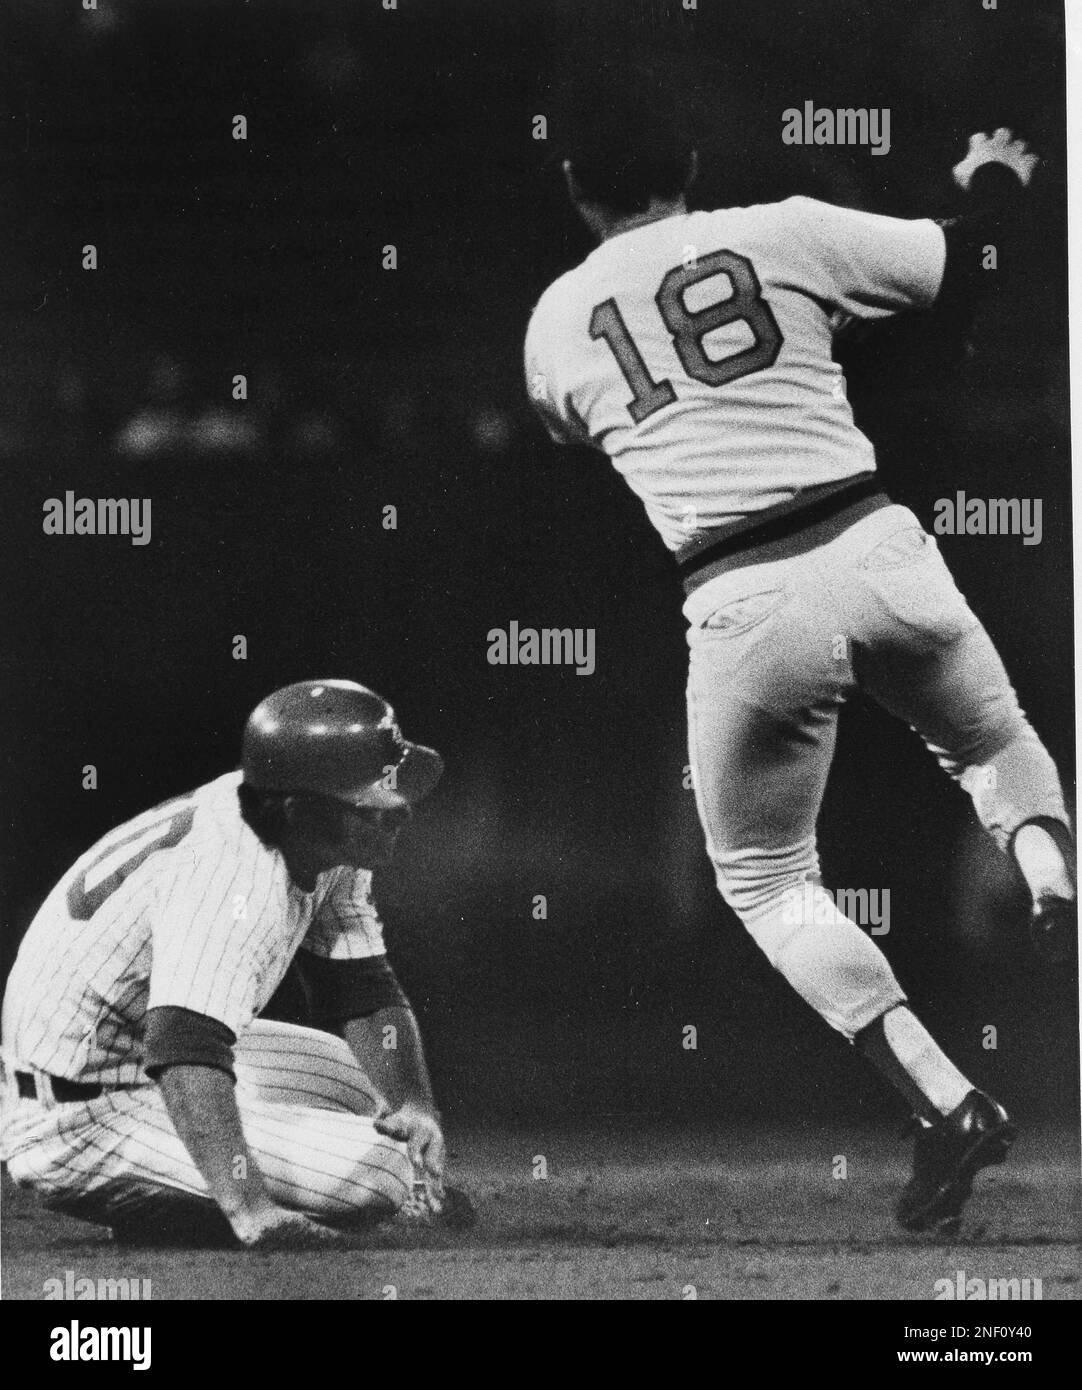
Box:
[241,679,444,806]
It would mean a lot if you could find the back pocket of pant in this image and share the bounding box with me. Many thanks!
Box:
[860,527,974,643]
[699,586,788,636]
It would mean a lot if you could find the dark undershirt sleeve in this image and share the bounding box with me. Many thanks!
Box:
[144,1006,237,1081]
[295,951,410,1029]
[933,162,1027,323]
[835,162,1029,387]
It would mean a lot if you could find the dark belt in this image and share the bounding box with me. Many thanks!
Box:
[15,1070,103,1103]
[677,476,885,583]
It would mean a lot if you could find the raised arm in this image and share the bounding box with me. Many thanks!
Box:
[834,127,1038,385]
[934,127,1038,318]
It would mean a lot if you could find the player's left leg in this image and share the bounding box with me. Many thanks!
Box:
[235,1021,473,1231]
[232,1095,413,1225]
[855,525,1075,963]
[233,1020,442,1229]
[232,1017,382,1115]
[229,1020,413,1224]
[845,506,1070,1227]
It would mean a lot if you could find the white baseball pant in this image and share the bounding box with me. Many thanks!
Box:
[684,499,1069,1039]
[1,1019,413,1227]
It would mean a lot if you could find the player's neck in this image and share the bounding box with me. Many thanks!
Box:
[592,196,688,242]
[278,839,326,892]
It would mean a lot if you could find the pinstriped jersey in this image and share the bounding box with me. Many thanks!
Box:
[1,772,388,1088]
[524,196,946,551]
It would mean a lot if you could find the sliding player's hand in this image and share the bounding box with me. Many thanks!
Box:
[375,1100,446,1200]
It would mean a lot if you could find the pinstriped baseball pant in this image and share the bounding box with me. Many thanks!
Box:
[0,1020,413,1226]
[684,500,1069,1039]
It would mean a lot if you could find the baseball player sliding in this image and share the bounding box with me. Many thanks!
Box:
[525,77,1075,1233]
[1,680,465,1249]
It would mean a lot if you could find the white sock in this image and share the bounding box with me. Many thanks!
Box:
[882,1007,972,1117]
[1013,823,1076,904]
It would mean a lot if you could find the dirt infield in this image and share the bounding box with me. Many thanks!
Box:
[3,1124,1079,1300]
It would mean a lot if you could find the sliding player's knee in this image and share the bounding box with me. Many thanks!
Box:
[302,1146,414,1220]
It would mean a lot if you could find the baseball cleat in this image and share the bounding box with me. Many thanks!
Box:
[896,1089,1015,1234]
[1029,895,1077,965]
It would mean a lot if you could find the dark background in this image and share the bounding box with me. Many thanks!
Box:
[0,0,1074,1127]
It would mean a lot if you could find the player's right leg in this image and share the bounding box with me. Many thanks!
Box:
[684,547,910,1044]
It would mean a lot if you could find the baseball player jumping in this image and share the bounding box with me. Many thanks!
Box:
[1,680,462,1249]
[525,80,1075,1233]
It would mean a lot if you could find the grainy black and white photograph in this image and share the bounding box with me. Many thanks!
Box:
[1,0,1079,1337]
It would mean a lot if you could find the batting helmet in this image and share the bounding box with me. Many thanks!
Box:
[241,680,444,806]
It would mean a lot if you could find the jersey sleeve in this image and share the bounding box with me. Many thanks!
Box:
[524,290,590,446]
[783,196,946,323]
[303,869,388,960]
[147,844,277,1035]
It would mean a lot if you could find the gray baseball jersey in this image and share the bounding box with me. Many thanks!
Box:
[524,197,945,550]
